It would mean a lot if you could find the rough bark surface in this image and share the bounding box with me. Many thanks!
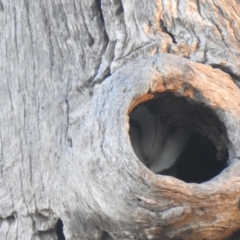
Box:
[1,0,240,239]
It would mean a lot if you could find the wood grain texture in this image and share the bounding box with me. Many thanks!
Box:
[0,0,240,239]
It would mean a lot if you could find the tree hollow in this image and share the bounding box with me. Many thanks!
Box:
[129,92,228,183]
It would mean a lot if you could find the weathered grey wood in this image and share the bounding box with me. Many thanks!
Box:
[1,0,240,239]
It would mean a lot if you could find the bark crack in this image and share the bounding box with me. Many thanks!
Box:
[13,1,19,63]
[23,0,36,88]
[0,130,3,177]
[19,170,29,214]
[40,1,54,80]
[59,0,71,38]
[160,20,177,44]
[0,1,4,12]
[6,76,14,112]
[211,64,240,82]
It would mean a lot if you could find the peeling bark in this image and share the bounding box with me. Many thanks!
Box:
[1,0,240,239]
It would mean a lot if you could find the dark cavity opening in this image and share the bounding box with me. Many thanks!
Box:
[95,0,104,23]
[102,231,114,240]
[224,228,240,240]
[129,92,228,183]
[56,219,65,240]
[176,132,226,183]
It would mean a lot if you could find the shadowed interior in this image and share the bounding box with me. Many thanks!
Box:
[129,92,228,183]
[56,219,65,240]
[176,132,226,183]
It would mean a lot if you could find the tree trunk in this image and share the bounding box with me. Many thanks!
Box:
[1,0,240,239]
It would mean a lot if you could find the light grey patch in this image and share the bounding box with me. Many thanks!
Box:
[129,120,146,165]
[149,128,191,173]
[129,105,169,168]
[183,64,195,76]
